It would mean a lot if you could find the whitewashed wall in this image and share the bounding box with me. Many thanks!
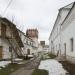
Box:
[61,6,75,63]
[49,3,75,63]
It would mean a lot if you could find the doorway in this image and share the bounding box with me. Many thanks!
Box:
[64,43,66,58]
[0,46,3,59]
[27,49,30,55]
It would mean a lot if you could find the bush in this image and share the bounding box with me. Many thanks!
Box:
[31,69,48,75]
[48,53,56,59]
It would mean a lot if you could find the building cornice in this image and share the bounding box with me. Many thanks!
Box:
[49,2,75,40]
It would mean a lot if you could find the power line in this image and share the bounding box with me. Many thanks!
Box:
[3,0,13,16]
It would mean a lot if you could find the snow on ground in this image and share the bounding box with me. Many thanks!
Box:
[0,61,11,68]
[28,55,33,58]
[39,59,67,75]
[13,58,23,61]
[13,58,23,64]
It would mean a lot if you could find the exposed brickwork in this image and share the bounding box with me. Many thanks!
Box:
[26,29,38,38]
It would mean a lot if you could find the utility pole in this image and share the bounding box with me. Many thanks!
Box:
[11,16,14,63]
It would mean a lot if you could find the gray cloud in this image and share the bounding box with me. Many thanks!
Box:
[0,0,75,44]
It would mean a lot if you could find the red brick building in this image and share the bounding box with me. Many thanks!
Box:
[26,29,38,48]
[26,29,38,39]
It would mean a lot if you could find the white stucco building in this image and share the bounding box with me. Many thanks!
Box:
[18,30,38,55]
[49,2,75,63]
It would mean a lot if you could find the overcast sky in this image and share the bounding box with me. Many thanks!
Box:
[0,0,75,44]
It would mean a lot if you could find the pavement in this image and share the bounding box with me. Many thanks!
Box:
[10,56,41,75]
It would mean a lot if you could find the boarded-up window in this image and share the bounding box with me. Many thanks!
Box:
[1,23,6,37]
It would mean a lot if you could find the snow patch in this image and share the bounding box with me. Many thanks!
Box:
[38,59,67,75]
[13,58,23,61]
[0,61,11,68]
[28,55,33,58]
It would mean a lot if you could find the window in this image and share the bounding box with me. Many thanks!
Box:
[0,46,2,48]
[64,43,66,51]
[70,38,74,52]
[1,23,6,37]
